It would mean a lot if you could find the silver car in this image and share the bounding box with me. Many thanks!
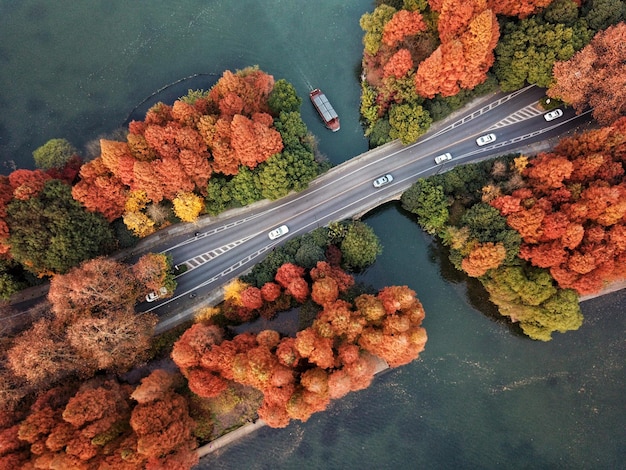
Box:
[373,174,393,188]
[543,109,563,121]
[434,152,452,164]
[476,133,496,146]
[268,224,289,240]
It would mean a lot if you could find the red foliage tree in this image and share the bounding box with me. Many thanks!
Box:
[492,122,626,294]
[8,169,52,201]
[130,392,197,464]
[260,282,282,302]
[486,0,554,19]
[170,323,223,371]
[72,157,127,222]
[382,10,428,47]
[48,257,140,323]
[274,263,306,289]
[240,286,264,310]
[549,23,626,125]
[461,242,507,277]
[230,114,283,168]
[383,48,414,79]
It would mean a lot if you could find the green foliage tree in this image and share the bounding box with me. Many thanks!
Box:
[367,119,393,147]
[268,79,302,114]
[360,4,397,55]
[295,239,326,269]
[6,180,115,275]
[273,111,309,150]
[582,0,626,31]
[231,166,262,206]
[32,138,77,170]
[542,0,580,25]
[484,265,582,341]
[494,18,592,91]
[340,221,382,270]
[388,103,432,144]
[401,179,449,235]
[205,176,234,215]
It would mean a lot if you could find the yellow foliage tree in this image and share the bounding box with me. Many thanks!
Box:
[223,279,249,307]
[125,189,150,213]
[173,191,204,222]
[123,211,156,238]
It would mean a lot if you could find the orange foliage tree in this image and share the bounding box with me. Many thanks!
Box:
[548,22,626,125]
[415,3,499,98]
[491,120,626,294]
[171,262,427,429]
[382,10,428,47]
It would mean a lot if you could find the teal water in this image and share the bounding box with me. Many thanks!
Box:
[1,2,624,469]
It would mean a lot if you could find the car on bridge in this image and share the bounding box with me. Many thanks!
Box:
[543,109,563,121]
[373,174,393,188]
[268,224,289,240]
[146,286,168,302]
[476,133,496,146]
[434,152,452,164]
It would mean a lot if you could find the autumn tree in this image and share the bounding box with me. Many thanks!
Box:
[548,22,626,125]
[382,9,428,47]
[48,257,140,323]
[172,191,204,222]
[32,138,77,171]
[7,318,86,388]
[72,157,128,222]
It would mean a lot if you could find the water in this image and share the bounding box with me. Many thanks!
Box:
[1,2,624,469]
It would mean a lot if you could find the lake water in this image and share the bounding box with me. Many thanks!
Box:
[1,2,624,469]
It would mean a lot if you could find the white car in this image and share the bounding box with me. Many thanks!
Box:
[543,109,563,121]
[434,152,452,165]
[146,286,168,302]
[268,224,289,240]
[476,133,496,146]
[373,174,393,188]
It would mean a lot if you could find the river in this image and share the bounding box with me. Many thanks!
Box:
[1,2,624,469]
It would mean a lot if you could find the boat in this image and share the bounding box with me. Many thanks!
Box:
[310,89,340,132]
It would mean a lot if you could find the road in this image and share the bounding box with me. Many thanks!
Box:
[138,85,593,327]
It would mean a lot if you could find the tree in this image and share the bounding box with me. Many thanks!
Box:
[487,0,559,19]
[66,309,157,373]
[130,392,197,464]
[461,242,507,277]
[172,191,204,222]
[401,179,449,234]
[32,138,77,171]
[582,0,625,31]
[360,4,397,55]
[268,79,302,114]
[340,221,383,270]
[383,49,414,79]
[548,22,626,124]
[7,318,85,387]
[495,17,591,91]
[72,157,128,222]
[123,210,156,238]
[6,180,115,276]
[388,102,432,144]
[382,9,427,47]
[48,257,139,323]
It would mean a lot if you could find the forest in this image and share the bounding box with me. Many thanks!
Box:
[0,221,427,469]
[0,67,325,300]
[360,0,625,145]
[401,117,626,340]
